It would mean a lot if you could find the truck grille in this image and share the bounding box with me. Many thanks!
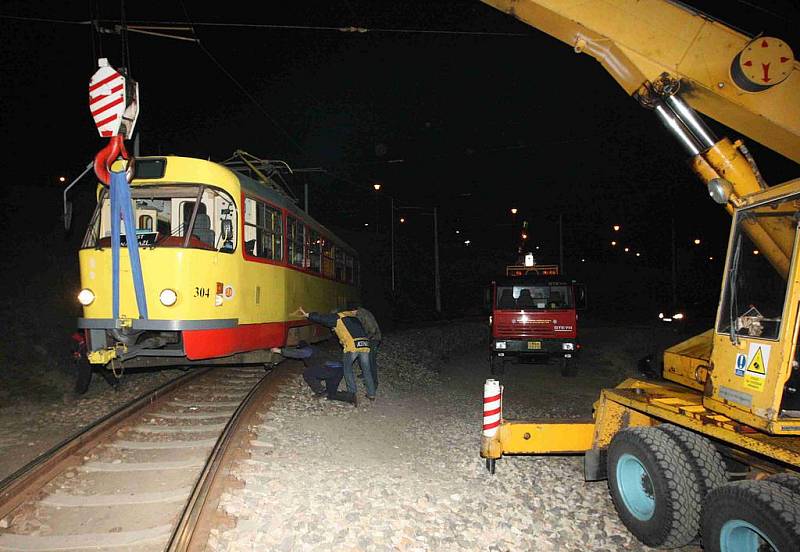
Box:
[494,320,556,339]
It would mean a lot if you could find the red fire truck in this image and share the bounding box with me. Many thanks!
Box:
[489,264,586,376]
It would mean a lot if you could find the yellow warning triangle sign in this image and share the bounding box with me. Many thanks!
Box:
[746,347,766,375]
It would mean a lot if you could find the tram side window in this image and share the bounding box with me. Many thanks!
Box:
[307,230,321,273]
[322,240,335,278]
[335,247,345,282]
[345,255,354,284]
[287,217,305,268]
[244,197,283,261]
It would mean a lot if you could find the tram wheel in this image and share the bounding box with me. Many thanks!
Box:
[607,426,701,548]
[701,480,800,552]
[74,357,93,395]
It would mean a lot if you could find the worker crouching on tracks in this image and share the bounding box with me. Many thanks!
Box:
[272,341,357,405]
[297,307,376,402]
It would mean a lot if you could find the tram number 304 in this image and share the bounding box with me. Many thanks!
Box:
[194,287,210,298]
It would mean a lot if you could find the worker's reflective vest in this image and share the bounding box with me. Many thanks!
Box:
[309,311,370,353]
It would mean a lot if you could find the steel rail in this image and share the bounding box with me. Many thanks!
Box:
[0,367,211,520]
[166,366,293,551]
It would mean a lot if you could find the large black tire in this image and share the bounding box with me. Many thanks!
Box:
[701,480,800,552]
[560,357,577,377]
[74,357,93,394]
[765,472,800,495]
[607,426,701,548]
[490,356,505,376]
[656,424,727,502]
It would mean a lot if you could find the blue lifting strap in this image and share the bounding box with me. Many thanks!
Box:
[109,168,148,320]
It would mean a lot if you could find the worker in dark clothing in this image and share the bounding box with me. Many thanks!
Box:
[271,341,356,405]
[297,307,376,400]
[353,306,381,390]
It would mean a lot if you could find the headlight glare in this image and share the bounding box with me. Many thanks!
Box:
[159,288,178,306]
[495,341,507,350]
[673,313,684,320]
[78,288,95,306]
[562,342,574,350]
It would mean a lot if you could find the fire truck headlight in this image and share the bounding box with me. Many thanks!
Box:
[673,312,684,320]
[562,343,574,351]
[78,288,95,306]
[495,341,507,350]
[159,289,178,307]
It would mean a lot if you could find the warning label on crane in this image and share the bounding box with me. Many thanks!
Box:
[743,343,770,392]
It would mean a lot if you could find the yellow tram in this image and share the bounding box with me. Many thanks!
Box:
[77,155,360,377]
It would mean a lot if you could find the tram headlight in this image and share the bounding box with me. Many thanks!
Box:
[159,288,178,307]
[77,288,95,306]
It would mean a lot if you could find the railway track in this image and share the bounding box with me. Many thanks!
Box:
[0,365,290,552]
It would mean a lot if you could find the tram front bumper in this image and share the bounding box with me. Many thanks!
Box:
[78,317,238,364]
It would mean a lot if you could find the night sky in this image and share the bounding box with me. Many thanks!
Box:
[1,0,799,319]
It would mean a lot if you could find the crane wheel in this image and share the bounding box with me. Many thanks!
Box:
[655,424,727,502]
[560,357,577,377]
[607,426,701,548]
[701,480,800,552]
[490,356,505,376]
[765,472,800,496]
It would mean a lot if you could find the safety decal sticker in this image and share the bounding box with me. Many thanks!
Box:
[743,343,770,392]
[734,353,747,377]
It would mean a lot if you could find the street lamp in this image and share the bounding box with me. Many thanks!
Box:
[693,238,701,245]
[611,240,617,246]
[613,224,620,232]
[399,217,405,223]
[373,183,381,191]
[58,176,66,183]
[511,208,518,215]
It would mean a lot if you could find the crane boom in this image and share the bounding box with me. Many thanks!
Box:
[480,0,800,164]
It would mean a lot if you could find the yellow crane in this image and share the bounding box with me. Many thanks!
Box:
[479,1,800,549]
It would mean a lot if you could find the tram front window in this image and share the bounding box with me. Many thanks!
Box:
[82,185,238,252]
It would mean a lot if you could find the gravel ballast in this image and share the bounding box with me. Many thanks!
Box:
[209,321,697,551]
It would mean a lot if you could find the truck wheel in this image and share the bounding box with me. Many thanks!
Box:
[701,480,800,552]
[560,358,577,377]
[490,356,505,376]
[74,357,93,395]
[765,472,800,495]
[656,424,727,502]
[607,426,701,548]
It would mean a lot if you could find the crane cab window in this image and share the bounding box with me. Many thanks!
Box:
[717,194,800,341]
[82,185,237,252]
[244,197,283,261]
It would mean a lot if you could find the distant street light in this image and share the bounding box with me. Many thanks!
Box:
[624,247,630,252]
[708,256,714,261]
[636,252,641,257]
[373,183,381,191]
[511,208,518,215]
[613,224,620,232]
[399,217,405,223]
[364,223,369,227]
[581,258,586,262]
[611,241,617,246]
[753,249,760,255]
[693,238,701,245]
[455,229,460,234]
[58,176,66,183]
[464,240,471,245]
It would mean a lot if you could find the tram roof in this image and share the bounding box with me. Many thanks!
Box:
[132,156,357,256]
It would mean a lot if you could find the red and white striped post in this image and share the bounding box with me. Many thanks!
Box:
[483,378,503,437]
[482,378,503,474]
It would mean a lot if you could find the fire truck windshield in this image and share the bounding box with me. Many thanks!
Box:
[496,285,573,310]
